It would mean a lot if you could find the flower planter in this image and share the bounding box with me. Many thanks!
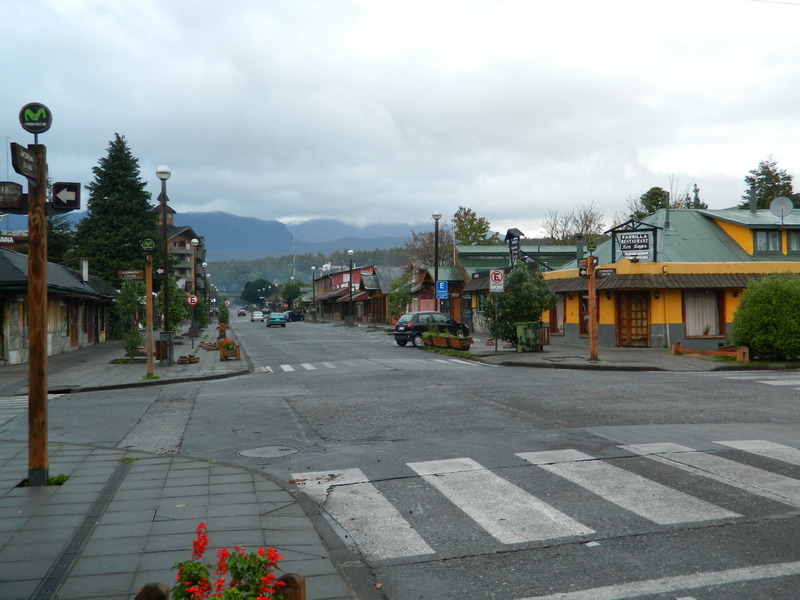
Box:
[219,346,240,361]
[448,337,473,351]
[431,336,450,348]
[423,336,433,346]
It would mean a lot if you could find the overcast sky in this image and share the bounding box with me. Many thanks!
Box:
[3,0,800,237]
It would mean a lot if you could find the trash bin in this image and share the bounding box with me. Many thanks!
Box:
[155,341,168,360]
[515,321,541,353]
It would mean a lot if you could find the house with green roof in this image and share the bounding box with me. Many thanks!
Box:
[542,206,800,349]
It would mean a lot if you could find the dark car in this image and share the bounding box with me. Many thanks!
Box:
[237,310,247,317]
[394,311,469,347]
[283,310,304,322]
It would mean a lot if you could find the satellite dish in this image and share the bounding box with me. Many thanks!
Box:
[769,196,793,219]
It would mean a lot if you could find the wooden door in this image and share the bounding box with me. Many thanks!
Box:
[617,291,650,347]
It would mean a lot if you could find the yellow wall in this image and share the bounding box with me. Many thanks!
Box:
[714,220,753,253]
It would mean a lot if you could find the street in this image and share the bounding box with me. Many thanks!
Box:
[8,319,800,599]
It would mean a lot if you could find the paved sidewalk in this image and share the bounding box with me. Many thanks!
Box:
[0,325,367,600]
[0,321,790,600]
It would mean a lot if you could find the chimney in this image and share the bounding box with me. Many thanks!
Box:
[750,189,757,214]
[575,234,584,262]
[80,258,89,282]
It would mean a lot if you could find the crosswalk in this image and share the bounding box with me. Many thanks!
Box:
[292,439,800,563]
[257,356,495,374]
[694,370,800,390]
[0,394,63,426]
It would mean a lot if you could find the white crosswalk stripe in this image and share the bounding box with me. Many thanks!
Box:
[294,439,800,563]
[695,371,800,391]
[291,468,434,560]
[408,457,594,543]
[261,357,489,374]
[0,394,62,425]
[622,442,800,509]
[517,449,740,524]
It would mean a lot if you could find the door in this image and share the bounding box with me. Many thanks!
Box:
[617,291,650,347]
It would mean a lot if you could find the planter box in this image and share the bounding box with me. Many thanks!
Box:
[431,336,449,348]
[423,337,433,346]
[448,337,473,351]
[219,346,240,361]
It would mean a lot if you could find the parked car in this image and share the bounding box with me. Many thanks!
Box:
[250,310,265,322]
[237,309,247,317]
[394,311,469,347]
[267,312,286,327]
[284,310,303,322]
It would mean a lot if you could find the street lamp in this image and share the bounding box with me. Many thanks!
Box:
[347,249,354,326]
[311,266,317,322]
[190,238,199,342]
[433,210,441,312]
[156,165,172,363]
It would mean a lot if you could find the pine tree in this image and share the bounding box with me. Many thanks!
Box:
[70,133,158,285]
[740,157,796,210]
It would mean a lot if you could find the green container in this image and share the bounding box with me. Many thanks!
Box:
[515,321,540,352]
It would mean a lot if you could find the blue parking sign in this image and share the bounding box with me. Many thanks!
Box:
[436,280,448,299]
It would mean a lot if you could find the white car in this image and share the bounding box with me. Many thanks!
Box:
[250,310,265,322]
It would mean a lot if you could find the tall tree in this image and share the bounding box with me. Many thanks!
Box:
[404,227,455,267]
[70,133,159,285]
[47,215,76,264]
[452,206,501,245]
[740,157,796,210]
[542,201,606,246]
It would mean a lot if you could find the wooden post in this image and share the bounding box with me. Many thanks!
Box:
[28,144,48,487]
[277,573,306,600]
[588,256,598,362]
[145,254,154,377]
[135,583,169,600]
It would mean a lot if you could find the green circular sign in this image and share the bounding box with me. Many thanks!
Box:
[142,239,156,252]
[19,102,52,135]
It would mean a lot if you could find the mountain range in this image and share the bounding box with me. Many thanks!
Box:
[0,211,423,262]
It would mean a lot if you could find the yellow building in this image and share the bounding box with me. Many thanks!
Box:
[543,207,800,349]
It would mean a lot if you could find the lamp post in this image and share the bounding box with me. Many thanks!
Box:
[156,165,172,363]
[433,210,441,312]
[311,266,317,322]
[189,238,199,344]
[347,249,354,326]
[201,262,208,320]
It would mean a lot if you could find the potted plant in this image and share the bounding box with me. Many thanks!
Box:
[218,338,240,360]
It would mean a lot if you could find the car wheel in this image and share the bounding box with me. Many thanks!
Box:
[411,333,424,347]
[396,339,407,347]
[282,323,285,327]
[457,327,467,338]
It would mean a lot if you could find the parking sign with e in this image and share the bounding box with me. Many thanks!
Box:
[490,270,504,293]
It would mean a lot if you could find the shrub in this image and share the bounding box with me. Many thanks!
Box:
[731,272,800,360]
[123,327,143,360]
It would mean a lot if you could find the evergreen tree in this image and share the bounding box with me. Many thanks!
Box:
[70,133,159,285]
[740,157,796,210]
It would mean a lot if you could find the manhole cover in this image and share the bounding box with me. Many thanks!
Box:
[238,445,299,458]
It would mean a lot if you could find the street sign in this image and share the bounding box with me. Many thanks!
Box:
[52,182,80,210]
[186,294,198,306]
[489,269,504,293]
[10,143,37,179]
[142,239,156,252]
[579,266,588,278]
[0,182,23,209]
[596,268,616,278]
[118,270,144,280]
[436,280,448,299]
[19,103,52,135]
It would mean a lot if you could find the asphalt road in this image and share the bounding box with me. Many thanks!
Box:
[23,319,800,599]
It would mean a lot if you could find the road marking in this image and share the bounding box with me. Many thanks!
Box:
[715,439,800,467]
[407,457,594,543]
[622,442,800,509]
[291,468,434,560]
[320,362,336,368]
[279,364,294,372]
[301,363,316,370]
[517,449,740,524]
[519,560,800,600]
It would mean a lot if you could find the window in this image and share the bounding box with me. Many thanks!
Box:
[788,231,800,253]
[684,290,721,336]
[754,230,781,253]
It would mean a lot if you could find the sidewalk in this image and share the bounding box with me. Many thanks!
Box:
[0,323,784,600]
[0,326,365,600]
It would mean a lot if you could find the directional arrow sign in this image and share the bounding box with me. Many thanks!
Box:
[52,182,80,210]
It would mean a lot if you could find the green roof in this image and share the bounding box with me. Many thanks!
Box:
[560,208,798,270]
